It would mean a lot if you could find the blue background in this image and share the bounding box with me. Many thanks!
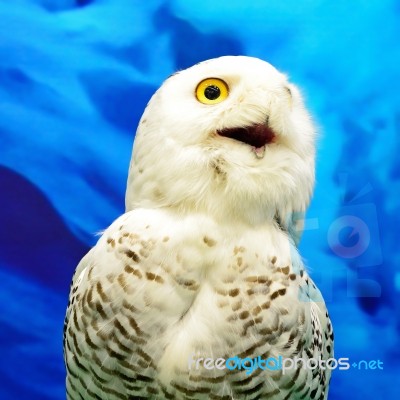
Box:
[0,0,399,399]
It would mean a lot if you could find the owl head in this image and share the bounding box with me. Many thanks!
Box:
[126,56,316,245]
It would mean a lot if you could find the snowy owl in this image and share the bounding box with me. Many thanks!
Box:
[64,56,333,400]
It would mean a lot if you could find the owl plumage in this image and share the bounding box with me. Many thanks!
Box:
[64,56,333,400]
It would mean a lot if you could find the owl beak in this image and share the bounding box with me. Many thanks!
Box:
[217,123,275,149]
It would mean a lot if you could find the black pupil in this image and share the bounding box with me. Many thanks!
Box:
[204,85,221,100]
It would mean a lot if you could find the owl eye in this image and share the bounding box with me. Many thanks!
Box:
[196,78,229,105]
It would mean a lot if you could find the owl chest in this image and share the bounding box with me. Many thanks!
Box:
[71,214,311,395]
[101,217,304,353]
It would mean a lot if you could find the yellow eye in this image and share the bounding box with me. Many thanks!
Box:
[195,78,229,105]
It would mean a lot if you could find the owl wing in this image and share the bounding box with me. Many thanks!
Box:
[63,248,94,359]
[63,209,203,399]
[300,276,334,400]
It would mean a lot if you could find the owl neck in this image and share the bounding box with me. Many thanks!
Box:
[126,193,280,229]
[125,158,296,231]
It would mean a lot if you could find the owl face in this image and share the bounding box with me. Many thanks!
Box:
[126,56,316,228]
